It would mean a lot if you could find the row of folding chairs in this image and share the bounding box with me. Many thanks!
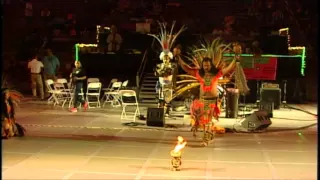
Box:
[45,78,93,107]
[46,78,72,107]
[45,77,140,121]
[84,78,130,108]
[46,78,104,108]
[45,78,128,107]
[86,78,141,122]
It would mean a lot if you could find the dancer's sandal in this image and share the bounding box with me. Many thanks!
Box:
[201,141,208,147]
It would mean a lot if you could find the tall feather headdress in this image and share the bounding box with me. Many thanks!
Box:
[149,21,187,60]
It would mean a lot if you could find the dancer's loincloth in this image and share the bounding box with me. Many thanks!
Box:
[199,97,220,125]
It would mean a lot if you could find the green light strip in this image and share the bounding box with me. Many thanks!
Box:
[223,53,302,58]
[277,27,306,76]
[75,44,79,61]
[301,47,306,76]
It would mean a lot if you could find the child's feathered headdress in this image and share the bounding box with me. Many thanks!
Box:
[2,75,23,107]
[149,21,187,60]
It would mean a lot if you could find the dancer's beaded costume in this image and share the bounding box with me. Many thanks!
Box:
[175,39,249,146]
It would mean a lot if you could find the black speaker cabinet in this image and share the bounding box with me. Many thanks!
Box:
[260,88,281,109]
[146,108,165,127]
[241,110,272,131]
[259,101,274,118]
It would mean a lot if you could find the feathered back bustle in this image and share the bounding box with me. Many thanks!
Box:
[184,37,233,69]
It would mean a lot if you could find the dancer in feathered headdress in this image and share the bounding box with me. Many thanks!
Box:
[176,38,249,146]
[2,75,26,139]
[150,21,186,113]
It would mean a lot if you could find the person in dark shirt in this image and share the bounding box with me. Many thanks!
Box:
[70,60,88,112]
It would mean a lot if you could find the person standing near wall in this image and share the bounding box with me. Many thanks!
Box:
[42,48,60,97]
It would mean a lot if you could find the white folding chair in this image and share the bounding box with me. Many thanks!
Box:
[55,78,73,107]
[119,90,140,122]
[103,81,122,107]
[103,78,118,91]
[45,79,61,106]
[87,78,100,84]
[53,81,67,106]
[86,82,102,108]
[56,78,70,89]
[121,80,129,89]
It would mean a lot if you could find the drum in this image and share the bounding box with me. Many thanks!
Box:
[226,88,239,118]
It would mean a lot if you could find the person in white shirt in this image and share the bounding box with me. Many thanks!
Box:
[27,55,44,99]
[107,25,122,52]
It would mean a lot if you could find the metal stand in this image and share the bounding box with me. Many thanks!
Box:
[221,85,227,110]
[240,94,247,117]
[281,80,291,110]
[255,80,261,107]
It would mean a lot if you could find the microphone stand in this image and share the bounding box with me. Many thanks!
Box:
[256,80,260,108]
[281,80,290,110]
